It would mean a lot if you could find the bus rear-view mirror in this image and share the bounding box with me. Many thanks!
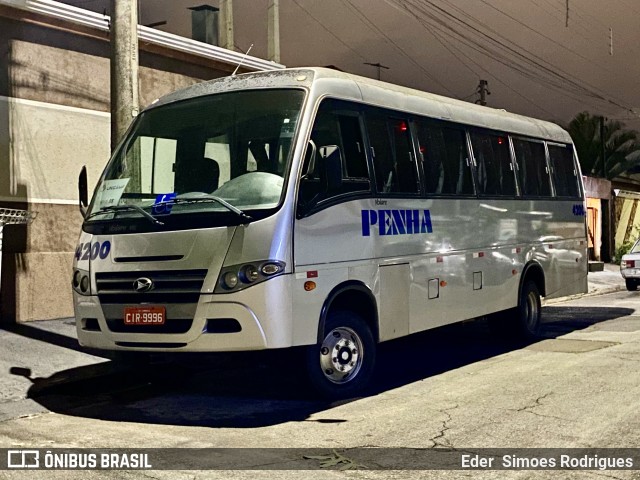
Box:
[78,166,88,218]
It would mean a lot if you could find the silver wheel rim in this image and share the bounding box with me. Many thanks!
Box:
[319,327,363,384]
[524,290,540,331]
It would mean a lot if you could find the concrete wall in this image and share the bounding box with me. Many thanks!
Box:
[0,11,230,322]
[615,191,640,250]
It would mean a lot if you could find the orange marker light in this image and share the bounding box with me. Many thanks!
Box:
[440,280,447,287]
[304,281,316,291]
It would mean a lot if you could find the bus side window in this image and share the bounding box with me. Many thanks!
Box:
[548,144,580,197]
[513,138,552,197]
[366,112,419,194]
[416,121,473,195]
[470,132,515,196]
[298,100,369,213]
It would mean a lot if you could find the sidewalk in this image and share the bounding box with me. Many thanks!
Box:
[543,262,625,305]
[586,262,625,296]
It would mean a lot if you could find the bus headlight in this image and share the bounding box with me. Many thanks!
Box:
[241,265,260,283]
[216,260,285,293]
[72,268,91,296]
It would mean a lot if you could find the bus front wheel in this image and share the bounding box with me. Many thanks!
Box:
[305,311,375,399]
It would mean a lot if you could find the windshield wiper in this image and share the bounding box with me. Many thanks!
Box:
[157,194,253,222]
[86,204,164,226]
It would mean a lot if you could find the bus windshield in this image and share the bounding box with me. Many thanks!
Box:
[87,89,305,224]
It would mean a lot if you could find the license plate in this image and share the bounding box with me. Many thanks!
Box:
[123,306,166,325]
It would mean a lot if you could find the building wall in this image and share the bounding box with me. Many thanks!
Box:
[0,11,231,322]
[582,176,611,262]
[614,191,640,251]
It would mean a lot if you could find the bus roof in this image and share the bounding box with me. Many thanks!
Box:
[150,67,573,144]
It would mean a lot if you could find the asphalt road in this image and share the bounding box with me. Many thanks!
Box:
[0,291,639,479]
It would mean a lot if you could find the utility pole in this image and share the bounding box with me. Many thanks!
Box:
[475,79,490,106]
[364,62,389,81]
[268,0,280,63]
[110,0,139,151]
[609,27,613,55]
[600,116,606,177]
[219,0,234,51]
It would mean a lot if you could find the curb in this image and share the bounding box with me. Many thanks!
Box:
[543,285,625,305]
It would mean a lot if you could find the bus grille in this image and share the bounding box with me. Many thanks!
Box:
[95,269,207,304]
[106,319,193,334]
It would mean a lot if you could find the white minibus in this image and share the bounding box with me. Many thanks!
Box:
[73,68,587,397]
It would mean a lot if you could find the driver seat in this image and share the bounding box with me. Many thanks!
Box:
[175,157,220,193]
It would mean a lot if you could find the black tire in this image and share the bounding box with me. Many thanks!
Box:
[305,310,376,399]
[516,280,542,339]
[626,279,637,291]
[489,280,542,340]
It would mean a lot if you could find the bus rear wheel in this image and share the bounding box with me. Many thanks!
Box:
[305,311,375,399]
[489,280,542,341]
[516,280,542,339]
[625,279,637,291]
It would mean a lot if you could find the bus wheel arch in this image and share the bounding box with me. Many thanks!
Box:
[306,281,378,398]
[490,262,545,340]
[316,281,379,344]
[521,261,546,298]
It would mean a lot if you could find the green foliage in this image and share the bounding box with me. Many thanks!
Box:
[614,241,634,265]
[614,225,640,264]
[567,112,640,179]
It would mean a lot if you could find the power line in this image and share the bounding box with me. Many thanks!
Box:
[340,0,456,96]
[289,0,367,61]
[423,0,634,113]
[478,0,610,72]
[531,0,598,40]
[380,0,480,78]
[386,0,565,120]
[389,0,629,118]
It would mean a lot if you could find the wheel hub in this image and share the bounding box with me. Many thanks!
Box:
[319,327,363,384]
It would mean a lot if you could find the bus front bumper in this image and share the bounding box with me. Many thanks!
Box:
[73,276,294,352]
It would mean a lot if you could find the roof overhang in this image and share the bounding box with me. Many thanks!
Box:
[0,0,285,73]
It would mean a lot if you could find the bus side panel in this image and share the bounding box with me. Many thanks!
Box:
[294,197,587,341]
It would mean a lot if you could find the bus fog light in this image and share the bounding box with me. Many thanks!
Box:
[73,270,81,288]
[222,272,239,289]
[80,275,90,293]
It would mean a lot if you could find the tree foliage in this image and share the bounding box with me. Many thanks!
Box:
[567,111,640,179]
